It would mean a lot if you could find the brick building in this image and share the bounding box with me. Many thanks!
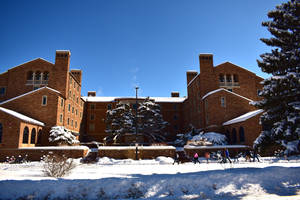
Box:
[0,51,263,148]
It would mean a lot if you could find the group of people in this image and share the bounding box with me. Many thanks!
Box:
[173,148,260,164]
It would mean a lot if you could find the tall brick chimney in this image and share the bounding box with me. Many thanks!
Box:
[186,71,198,85]
[71,70,82,84]
[199,54,214,74]
[54,50,71,98]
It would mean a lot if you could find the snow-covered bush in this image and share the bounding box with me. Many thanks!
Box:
[173,125,202,146]
[49,126,79,145]
[191,132,227,145]
[42,153,76,178]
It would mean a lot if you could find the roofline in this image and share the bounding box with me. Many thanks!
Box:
[0,58,54,75]
[82,96,186,103]
[0,86,61,105]
[0,106,45,126]
[202,88,253,102]
[223,109,264,126]
[215,61,264,80]
[69,71,81,86]
[187,73,200,87]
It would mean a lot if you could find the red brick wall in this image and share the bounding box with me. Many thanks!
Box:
[0,112,21,148]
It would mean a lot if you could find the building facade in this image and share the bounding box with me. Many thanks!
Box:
[0,51,263,148]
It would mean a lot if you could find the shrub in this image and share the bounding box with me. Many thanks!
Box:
[42,153,76,177]
[49,126,79,145]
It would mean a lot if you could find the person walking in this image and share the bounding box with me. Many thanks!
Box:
[253,147,260,162]
[193,152,200,164]
[173,152,180,165]
[224,149,232,163]
[205,152,210,164]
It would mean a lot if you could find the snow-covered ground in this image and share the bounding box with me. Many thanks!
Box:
[1,156,300,199]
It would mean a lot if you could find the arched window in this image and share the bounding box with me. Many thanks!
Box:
[232,128,237,144]
[27,71,34,80]
[35,71,41,80]
[226,74,232,82]
[225,130,231,144]
[30,128,36,144]
[37,130,42,144]
[239,127,245,143]
[0,123,3,143]
[233,74,239,82]
[43,71,49,80]
[219,74,224,82]
[22,127,29,144]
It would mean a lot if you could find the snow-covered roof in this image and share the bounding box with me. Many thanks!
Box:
[19,146,89,150]
[82,96,186,103]
[184,145,250,149]
[202,88,253,102]
[0,87,61,105]
[98,146,175,150]
[0,107,45,126]
[223,109,264,126]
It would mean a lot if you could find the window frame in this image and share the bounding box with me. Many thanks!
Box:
[42,95,47,106]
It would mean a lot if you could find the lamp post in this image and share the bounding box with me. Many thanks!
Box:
[135,86,139,160]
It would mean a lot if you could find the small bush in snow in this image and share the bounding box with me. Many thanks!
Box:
[126,183,145,199]
[49,126,79,145]
[42,153,76,178]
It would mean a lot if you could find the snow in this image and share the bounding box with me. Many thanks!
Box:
[0,156,300,199]
[191,132,227,145]
[223,109,264,126]
[202,88,253,101]
[184,144,250,149]
[49,126,79,145]
[0,86,61,105]
[19,146,89,150]
[82,96,186,103]
[0,106,45,126]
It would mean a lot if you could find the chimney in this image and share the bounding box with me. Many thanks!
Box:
[199,54,213,74]
[71,70,82,84]
[171,91,180,97]
[186,71,198,85]
[88,91,96,97]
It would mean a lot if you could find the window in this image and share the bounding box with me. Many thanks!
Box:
[80,112,82,118]
[22,127,29,144]
[68,104,71,112]
[69,91,72,98]
[60,114,63,123]
[35,71,41,81]
[107,104,112,110]
[77,85,79,92]
[228,88,233,92]
[239,127,245,143]
[75,121,77,128]
[71,120,73,126]
[37,130,42,144]
[43,71,49,81]
[89,124,95,131]
[233,74,239,82]
[61,99,64,107]
[72,107,74,113]
[0,123,2,143]
[73,94,75,100]
[226,74,232,82]
[76,97,78,104]
[232,128,237,144]
[30,128,36,144]
[42,96,47,106]
[90,104,95,110]
[67,118,70,125]
[221,97,226,107]
[173,115,178,120]
[90,114,95,120]
[75,109,78,116]
[219,74,224,82]
[73,82,75,88]
[0,87,6,96]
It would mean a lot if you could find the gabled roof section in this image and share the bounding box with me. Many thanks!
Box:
[0,87,61,105]
[223,109,263,126]
[202,88,253,102]
[215,61,264,80]
[0,106,45,126]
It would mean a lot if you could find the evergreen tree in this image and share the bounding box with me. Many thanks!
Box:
[104,103,134,144]
[137,97,168,142]
[253,0,300,152]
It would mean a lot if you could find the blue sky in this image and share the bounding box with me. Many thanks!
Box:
[0,0,285,97]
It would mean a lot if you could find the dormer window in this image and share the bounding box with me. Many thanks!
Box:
[43,72,49,80]
[226,74,232,82]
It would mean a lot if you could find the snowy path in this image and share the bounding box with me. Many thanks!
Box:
[0,157,300,199]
